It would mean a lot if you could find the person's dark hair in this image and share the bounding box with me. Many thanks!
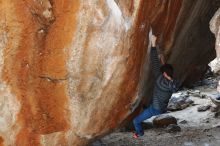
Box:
[160,64,174,78]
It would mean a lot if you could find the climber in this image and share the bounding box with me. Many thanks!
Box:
[132,34,181,138]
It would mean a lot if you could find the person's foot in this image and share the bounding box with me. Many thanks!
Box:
[133,133,139,139]
[132,132,143,139]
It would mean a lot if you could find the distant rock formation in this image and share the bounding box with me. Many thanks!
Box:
[210,8,220,74]
[0,0,219,145]
[210,7,220,95]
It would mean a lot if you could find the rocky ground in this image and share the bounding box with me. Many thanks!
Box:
[92,74,220,146]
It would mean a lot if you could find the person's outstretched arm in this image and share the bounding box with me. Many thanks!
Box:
[150,35,161,78]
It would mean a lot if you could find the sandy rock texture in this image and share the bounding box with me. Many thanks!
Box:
[0,0,219,146]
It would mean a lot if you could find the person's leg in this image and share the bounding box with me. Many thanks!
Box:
[133,105,161,136]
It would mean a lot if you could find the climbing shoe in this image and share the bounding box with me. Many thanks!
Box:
[132,132,143,139]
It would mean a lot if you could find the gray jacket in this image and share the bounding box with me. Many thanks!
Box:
[150,47,180,112]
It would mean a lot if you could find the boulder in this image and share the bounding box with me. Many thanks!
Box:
[168,93,194,111]
[153,115,177,127]
[197,105,211,112]
[0,0,219,145]
[210,8,220,59]
[210,7,220,101]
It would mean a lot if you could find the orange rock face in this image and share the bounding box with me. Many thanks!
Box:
[0,0,219,145]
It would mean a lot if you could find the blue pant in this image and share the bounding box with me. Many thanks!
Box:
[133,105,161,136]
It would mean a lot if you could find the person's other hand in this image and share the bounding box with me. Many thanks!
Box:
[151,35,157,47]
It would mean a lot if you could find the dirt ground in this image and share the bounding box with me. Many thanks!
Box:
[92,76,220,146]
[99,127,220,146]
